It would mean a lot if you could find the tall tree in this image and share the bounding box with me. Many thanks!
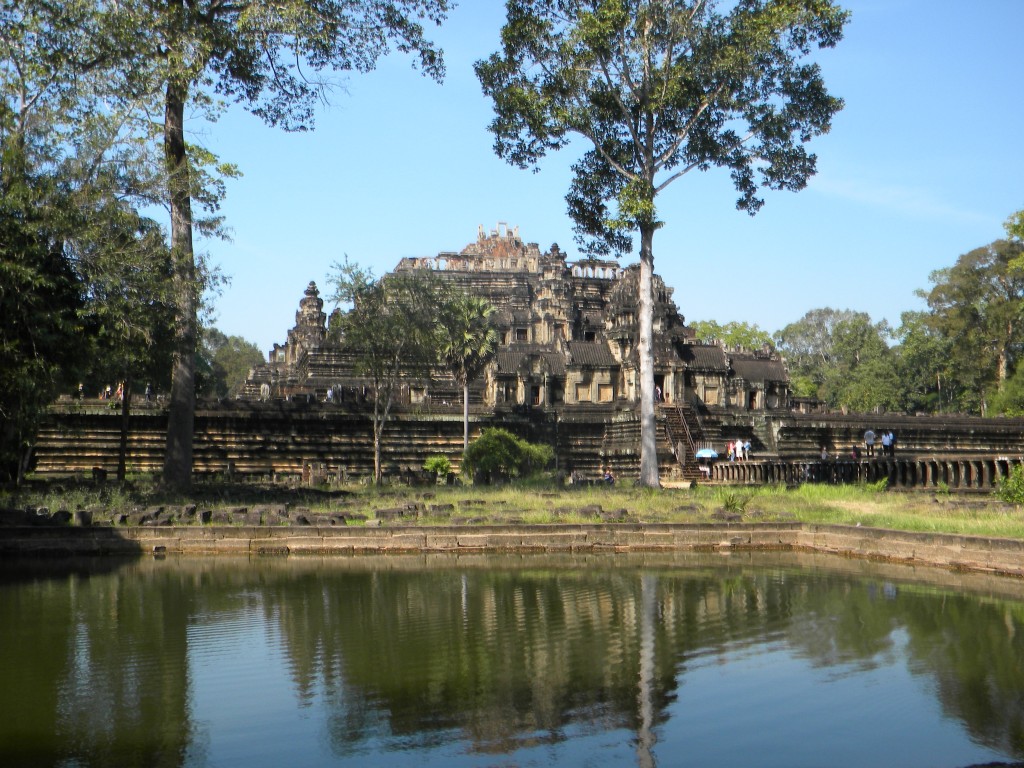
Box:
[329,261,442,485]
[73,199,176,481]
[821,313,898,413]
[436,292,498,450]
[0,153,86,482]
[774,307,855,399]
[0,0,140,481]
[893,310,956,414]
[197,329,265,400]
[919,240,1024,412]
[86,0,451,488]
[476,0,847,486]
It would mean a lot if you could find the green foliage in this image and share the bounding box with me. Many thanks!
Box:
[717,490,757,514]
[462,428,554,483]
[197,328,264,399]
[328,260,445,484]
[864,478,888,493]
[996,465,1024,505]
[435,290,499,448]
[1005,208,1024,244]
[689,320,774,351]
[476,0,847,486]
[775,308,900,412]
[918,239,1024,414]
[423,454,451,478]
[893,310,956,414]
[0,154,87,482]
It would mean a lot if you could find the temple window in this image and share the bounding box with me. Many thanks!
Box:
[598,384,613,403]
[576,383,592,402]
[516,328,528,342]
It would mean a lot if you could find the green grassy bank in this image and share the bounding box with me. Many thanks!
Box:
[4,476,1024,540]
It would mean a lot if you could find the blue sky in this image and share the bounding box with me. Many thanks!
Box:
[199,1,1024,357]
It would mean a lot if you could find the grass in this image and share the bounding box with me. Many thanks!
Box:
[4,474,1024,539]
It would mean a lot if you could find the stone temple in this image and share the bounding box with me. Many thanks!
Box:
[34,223,1024,487]
[242,222,790,416]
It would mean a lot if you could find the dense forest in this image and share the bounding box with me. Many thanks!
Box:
[691,220,1024,418]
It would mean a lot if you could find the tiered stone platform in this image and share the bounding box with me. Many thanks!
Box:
[31,400,1024,488]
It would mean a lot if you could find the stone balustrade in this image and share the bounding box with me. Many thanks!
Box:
[710,455,1024,491]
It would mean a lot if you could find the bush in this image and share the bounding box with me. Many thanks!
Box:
[423,455,451,480]
[997,465,1024,505]
[423,454,451,475]
[462,428,554,483]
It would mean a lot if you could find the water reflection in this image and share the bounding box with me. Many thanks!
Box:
[2,552,1023,767]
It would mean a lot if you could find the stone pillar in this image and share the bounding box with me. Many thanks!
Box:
[982,460,994,489]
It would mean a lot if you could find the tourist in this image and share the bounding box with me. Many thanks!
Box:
[820,445,829,461]
[888,430,896,456]
[603,468,615,486]
[864,428,875,457]
[654,385,662,402]
[727,441,735,461]
[881,430,892,456]
[851,445,862,460]
[743,439,751,461]
[145,383,151,402]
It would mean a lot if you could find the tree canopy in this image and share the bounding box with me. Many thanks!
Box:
[918,239,1024,413]
[436,292,498,450]
[689,319,773,350]
[328,261,444,485]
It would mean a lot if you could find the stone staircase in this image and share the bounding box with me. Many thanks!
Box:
[660,403,718,482]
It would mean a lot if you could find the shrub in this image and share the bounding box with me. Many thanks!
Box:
[997,465,1024,505]
[462,428,554,483]
[423,455,451,476]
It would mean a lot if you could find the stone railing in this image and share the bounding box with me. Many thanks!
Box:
[711,455,1024,491]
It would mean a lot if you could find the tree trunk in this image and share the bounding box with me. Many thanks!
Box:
[162,72,198,489]
[463,381,470,451]
[637,224,660,488]
[373,388,383,485]
[117,374,133,482]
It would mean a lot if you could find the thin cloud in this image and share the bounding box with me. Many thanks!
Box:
[809,173,993,227]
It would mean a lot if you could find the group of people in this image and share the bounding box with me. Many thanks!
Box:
[85,382,153,402]
[863,428,897,457]
[727,439,751,461]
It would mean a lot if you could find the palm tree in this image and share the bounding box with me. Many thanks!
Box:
[437,293,498,450]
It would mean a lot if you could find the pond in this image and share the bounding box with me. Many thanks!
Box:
[2,551,1023,768]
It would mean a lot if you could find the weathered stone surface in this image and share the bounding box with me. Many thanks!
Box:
[1,522,1023,577]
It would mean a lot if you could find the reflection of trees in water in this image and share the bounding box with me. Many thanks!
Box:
[899,592,1024,757]
[0,559,195,768]
[3,555,1024,763]
[252,559,1024,760]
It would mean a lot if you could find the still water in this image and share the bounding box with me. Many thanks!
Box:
[2,551,1023,768]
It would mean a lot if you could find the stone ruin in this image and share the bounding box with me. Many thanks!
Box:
[30,222,1024,485]
[240,223,790,416]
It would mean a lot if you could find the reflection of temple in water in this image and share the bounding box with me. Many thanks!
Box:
[5,556,1024,765]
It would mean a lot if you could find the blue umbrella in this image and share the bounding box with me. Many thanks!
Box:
[695,448,718,459]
